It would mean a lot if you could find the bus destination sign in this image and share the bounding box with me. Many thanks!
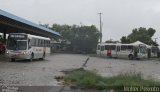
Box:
[9,34,27,39]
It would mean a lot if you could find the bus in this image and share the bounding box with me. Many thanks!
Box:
[147,46,159,58]
[96,43,117,57]
[6,33,51,61]
[97,43,147,59]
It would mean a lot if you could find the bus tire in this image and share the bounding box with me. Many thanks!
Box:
[30,53,34,62]
[128,55,134,60]
[11,58,15,62]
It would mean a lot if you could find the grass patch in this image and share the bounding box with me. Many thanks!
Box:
[64,70,160,89]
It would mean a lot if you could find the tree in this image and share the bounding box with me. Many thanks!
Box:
[51,24,100,53]
[120,36,130,43]
[121,27,158,46]
[105,39,120,43]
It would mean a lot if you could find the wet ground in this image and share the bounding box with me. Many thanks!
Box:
[85,56,160,80]
[0,53,159,91]
[0,54,86,86]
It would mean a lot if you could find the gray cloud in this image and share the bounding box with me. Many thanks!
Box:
[1,0,160,43]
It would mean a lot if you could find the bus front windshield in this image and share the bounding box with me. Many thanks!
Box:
[7,39,27,50]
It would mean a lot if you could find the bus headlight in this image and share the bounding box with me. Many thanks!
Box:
[23,51,27,54]
[6,51,9,54]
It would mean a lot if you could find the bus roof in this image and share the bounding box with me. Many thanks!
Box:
[28,34,50,40]
[98,43,146,46]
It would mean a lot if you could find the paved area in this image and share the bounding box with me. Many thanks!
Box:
[0,54,87,86]
[0,53,159,91]
[85,57,160,80]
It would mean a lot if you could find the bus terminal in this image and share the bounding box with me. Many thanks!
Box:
[0,9,61,57]
[0,9,160,92]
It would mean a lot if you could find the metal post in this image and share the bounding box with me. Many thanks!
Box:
[153,38,158,43]
[3,28,6,43]
[98,13,102,43]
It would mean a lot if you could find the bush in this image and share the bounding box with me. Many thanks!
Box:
[64,70,160,90]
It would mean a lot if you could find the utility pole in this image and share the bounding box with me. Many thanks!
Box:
[153,38,158,43]
[98,12,102,43]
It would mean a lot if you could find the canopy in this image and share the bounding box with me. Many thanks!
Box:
[131,41,151,48]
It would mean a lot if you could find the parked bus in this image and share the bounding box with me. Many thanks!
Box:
[97,43,116,57]
[97,43,147,59]
[147,46,159,58]
[6,33,51,61]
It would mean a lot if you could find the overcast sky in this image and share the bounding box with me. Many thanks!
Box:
[1,0,160,43]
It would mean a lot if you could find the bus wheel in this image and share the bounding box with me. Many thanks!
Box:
[11,58,15,62]
[30,53,34,62]
[128,55,134,60]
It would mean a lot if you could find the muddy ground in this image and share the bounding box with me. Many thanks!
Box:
[0,54,159,91]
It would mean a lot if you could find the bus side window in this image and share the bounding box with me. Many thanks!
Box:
[38,39,40,46]
[121,45,127,51]
[33,39,36,46]
[42,40,44,47]
[28,39,31,49]
[110,45,116,50]
[47,41,49,47]
[117,46,120,52]
[38,39,41,46]
[47,40,50,47]
[48,41,50,47]
[105,45,109,50]
[31,38,34,46]
[101,46,104,51]
[40,39,43,46]
[36,39,39,46]
[128,46,133,50]
[44,40,46,47]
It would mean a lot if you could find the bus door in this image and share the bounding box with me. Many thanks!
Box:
[139,45,147,58]
[133,46,138,58]
[116,46,120,58]
[151,47,158,57]
[96,45,101,56]
[147,48,151,58]
[100,45,105,57]
[120,45,128,58]
[110,45,116,57]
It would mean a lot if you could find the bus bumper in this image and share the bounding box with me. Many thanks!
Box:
[6,53,30,59]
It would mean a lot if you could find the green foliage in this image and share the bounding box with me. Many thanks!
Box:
[105,39,120,43]
[64,70,160,90]
[121,27,158,46]
[120,36,130,44]
[51,24,100,53]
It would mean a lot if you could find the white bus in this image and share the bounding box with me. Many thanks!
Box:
[97,43,147,59]
[6,33,51,61]
[147,46,159,58]
[96,43,116,57]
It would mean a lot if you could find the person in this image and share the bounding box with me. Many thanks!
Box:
[134,47,138,58]
[147,48,151,58]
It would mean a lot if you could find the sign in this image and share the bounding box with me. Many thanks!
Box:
[10,35,25,38]
[8,34,27,40]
